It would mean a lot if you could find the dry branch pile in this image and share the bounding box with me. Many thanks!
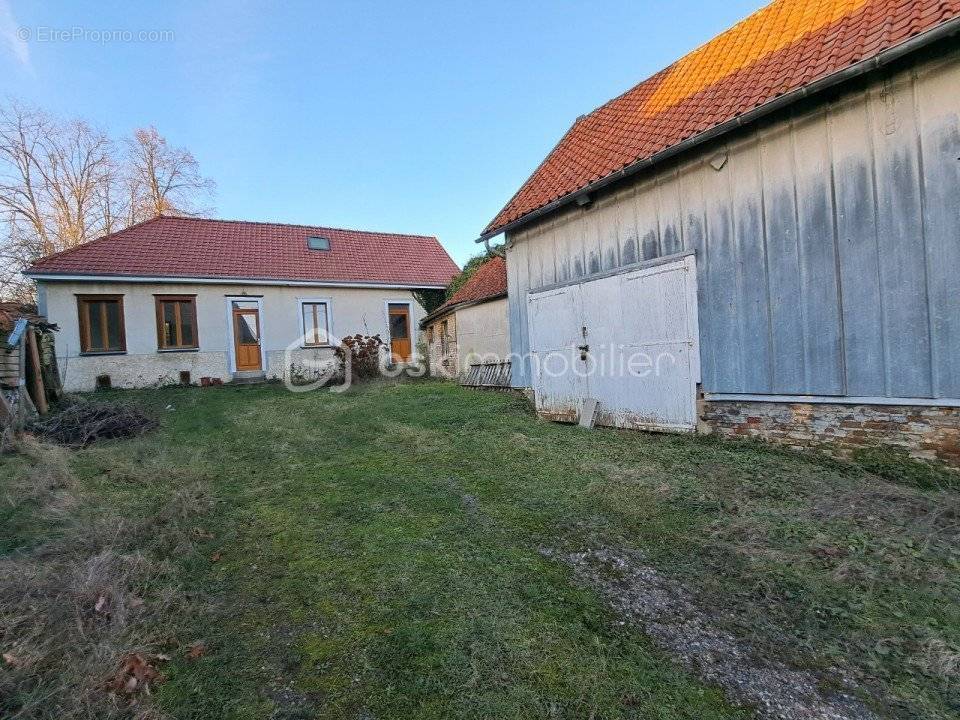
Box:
[29,401,158,448]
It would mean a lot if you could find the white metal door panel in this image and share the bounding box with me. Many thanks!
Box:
[527,254,700,432]
[527,285,586,421]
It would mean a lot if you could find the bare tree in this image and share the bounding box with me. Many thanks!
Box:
[0,103,54,258]
[35,119,115,248]
[0,103,216,300]
[0,103,120,299]
[127,126,214,220]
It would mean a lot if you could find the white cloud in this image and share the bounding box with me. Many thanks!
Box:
[0,0,30,67]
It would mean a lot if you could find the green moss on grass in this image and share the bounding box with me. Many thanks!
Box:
[852,445,960,491]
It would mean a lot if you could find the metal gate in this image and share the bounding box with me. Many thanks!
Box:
[527,253,701,432]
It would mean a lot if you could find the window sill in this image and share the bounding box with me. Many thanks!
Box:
[300,344,334,350]
[157,347,200,354]
[79,351,126,357]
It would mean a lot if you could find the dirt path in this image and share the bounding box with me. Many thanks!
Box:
[545,546,881,720]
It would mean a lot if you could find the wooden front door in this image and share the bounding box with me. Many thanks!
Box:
[388,303,412,362]
[232,304,262,371]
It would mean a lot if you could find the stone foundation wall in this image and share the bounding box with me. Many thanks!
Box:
[267,347,340,384]
[61,347,345,391]
[62,352,232,392]
[700,400,960,466]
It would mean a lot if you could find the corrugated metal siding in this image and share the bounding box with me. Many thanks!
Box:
[506,49,960,399]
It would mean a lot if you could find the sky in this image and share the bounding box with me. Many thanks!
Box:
[1,0,762,267]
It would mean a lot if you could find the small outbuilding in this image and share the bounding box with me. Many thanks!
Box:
[421,256,511,387]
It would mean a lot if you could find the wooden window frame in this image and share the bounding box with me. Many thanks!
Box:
[77,294,126,354]
[298,299,332,347]
[154,295,199,351]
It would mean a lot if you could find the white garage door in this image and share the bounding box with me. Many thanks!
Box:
[527,254,701,432]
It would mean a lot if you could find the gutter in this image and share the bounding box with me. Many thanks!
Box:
[475,17,960,243]
[24,272,447,291]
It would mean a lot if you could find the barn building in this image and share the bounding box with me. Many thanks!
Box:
[478,0,960,464]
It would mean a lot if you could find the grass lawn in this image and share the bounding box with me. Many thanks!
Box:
[1,380,958,719]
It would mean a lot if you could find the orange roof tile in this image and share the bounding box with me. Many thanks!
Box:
[424,256,507,322]
[483,0,960,236]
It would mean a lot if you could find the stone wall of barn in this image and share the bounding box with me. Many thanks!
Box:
[699,399,960,466]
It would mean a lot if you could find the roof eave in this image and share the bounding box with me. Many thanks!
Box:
[420,291,508,327]
[476,16,960,243]
[23,271,448,291]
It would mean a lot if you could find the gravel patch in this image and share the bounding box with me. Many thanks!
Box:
[544,545,880,720]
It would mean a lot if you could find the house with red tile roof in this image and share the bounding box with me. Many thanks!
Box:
[420,256,510,384]
[24,216,458,390]
[478,0,960,463]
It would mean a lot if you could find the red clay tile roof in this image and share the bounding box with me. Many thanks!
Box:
[27,216,459,287]
[484,0,960,236]
[425,256,507,322]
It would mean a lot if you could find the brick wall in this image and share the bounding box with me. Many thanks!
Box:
[699,400,960,466]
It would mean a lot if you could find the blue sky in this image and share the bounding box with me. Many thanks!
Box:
[1,0,761,266]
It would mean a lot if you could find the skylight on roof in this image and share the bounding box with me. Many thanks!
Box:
[307,236,330,251]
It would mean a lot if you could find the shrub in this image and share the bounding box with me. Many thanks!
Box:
[335,334,385,382]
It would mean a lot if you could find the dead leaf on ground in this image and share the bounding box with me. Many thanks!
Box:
[94,595,109,613]
[192,527,214,540]
[210,551,222,562]
[3,652,19,667]
[184,641,207,660]
[103,653,165,697]
[811,545,849,560]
